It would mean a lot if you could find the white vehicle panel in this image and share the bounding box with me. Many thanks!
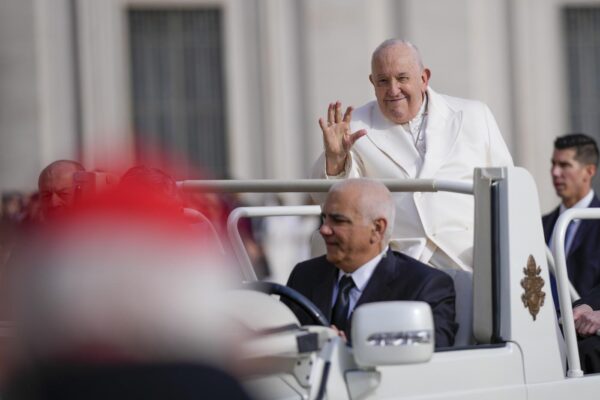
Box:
[348,343,526,399]
[500,168,566,382]
[527,375,600,399]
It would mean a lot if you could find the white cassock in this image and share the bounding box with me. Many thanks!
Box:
[312,87,514,271]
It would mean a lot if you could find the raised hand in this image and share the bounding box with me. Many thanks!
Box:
[318,101,367,176]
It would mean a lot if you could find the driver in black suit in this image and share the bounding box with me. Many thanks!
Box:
[283,178,457,347]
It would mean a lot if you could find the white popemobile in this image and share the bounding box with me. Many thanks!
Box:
[180,166,600,399]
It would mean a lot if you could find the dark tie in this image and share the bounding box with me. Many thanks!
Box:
[565,220,577,255]
[331,275,355,332]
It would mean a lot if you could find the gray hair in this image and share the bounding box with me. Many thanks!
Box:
[329,178,396,245]
[371,38,424,71]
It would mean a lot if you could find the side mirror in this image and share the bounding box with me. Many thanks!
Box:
[351,301,434,367]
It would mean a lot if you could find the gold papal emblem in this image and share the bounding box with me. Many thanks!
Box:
[520,255,545,321]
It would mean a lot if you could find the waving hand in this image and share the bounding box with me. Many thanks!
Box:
[318,101,366,176]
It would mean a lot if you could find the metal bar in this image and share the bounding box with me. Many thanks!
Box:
[551,208,600,377]
[182,208,226,255]
[227,206,322,281]
[179,179,474,195]
[544,246,580,301]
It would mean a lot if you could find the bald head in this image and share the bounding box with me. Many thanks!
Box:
[38,160,85,219]
[320,179,394,272]
[371,39,424,71]
[329,179,395,243]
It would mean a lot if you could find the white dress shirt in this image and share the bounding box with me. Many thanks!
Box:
[549,189,595,254]
[331,246,389,318]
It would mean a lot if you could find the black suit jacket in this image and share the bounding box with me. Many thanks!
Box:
[542,195,600,298]
[576,285,600,310]
[283,249,458,348]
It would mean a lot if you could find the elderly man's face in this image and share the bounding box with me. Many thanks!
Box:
[369,44,430,124]
[39,166,78,219]
[319,188,379,273]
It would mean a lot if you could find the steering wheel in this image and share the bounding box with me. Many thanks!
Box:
[245,281,329,326]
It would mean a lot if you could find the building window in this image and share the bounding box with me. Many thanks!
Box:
[564,7,600,139]
[128,8,228,178]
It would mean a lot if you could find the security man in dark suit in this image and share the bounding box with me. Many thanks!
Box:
[283,178,457,347]
[542,134,600,301]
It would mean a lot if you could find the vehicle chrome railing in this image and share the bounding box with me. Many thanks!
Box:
[179,178,474,281]
[545,247,580,302]
[179,179,474,195]
[183,207,226,254]
[552,208,600,378]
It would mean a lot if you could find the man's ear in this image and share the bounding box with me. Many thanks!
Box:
[584,164,597,184]
[421,68,431,86]
[589,164,597,179]
[371,218,387,243]
[369,74,374,86]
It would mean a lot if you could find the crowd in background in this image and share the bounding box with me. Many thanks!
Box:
[0,192,35,271]
[0,164,279,280]
[0,161,316,283]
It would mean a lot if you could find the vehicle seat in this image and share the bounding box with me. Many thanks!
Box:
[440,268,475,346]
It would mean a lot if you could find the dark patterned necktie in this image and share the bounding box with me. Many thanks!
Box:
[565,220,576,255]
[331,275,355,332]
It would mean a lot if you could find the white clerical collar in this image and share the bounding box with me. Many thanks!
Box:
[338,246,388,292]
[559,189,595,214]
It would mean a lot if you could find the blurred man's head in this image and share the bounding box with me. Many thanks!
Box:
[38,160,85,219]
[369,39,431,125]
[2,192,24,222]
[120,166,182,208]
[319,179,394,273]
[551,133,598,208]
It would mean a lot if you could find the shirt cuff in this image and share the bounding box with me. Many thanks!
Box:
[573,299,586,308]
